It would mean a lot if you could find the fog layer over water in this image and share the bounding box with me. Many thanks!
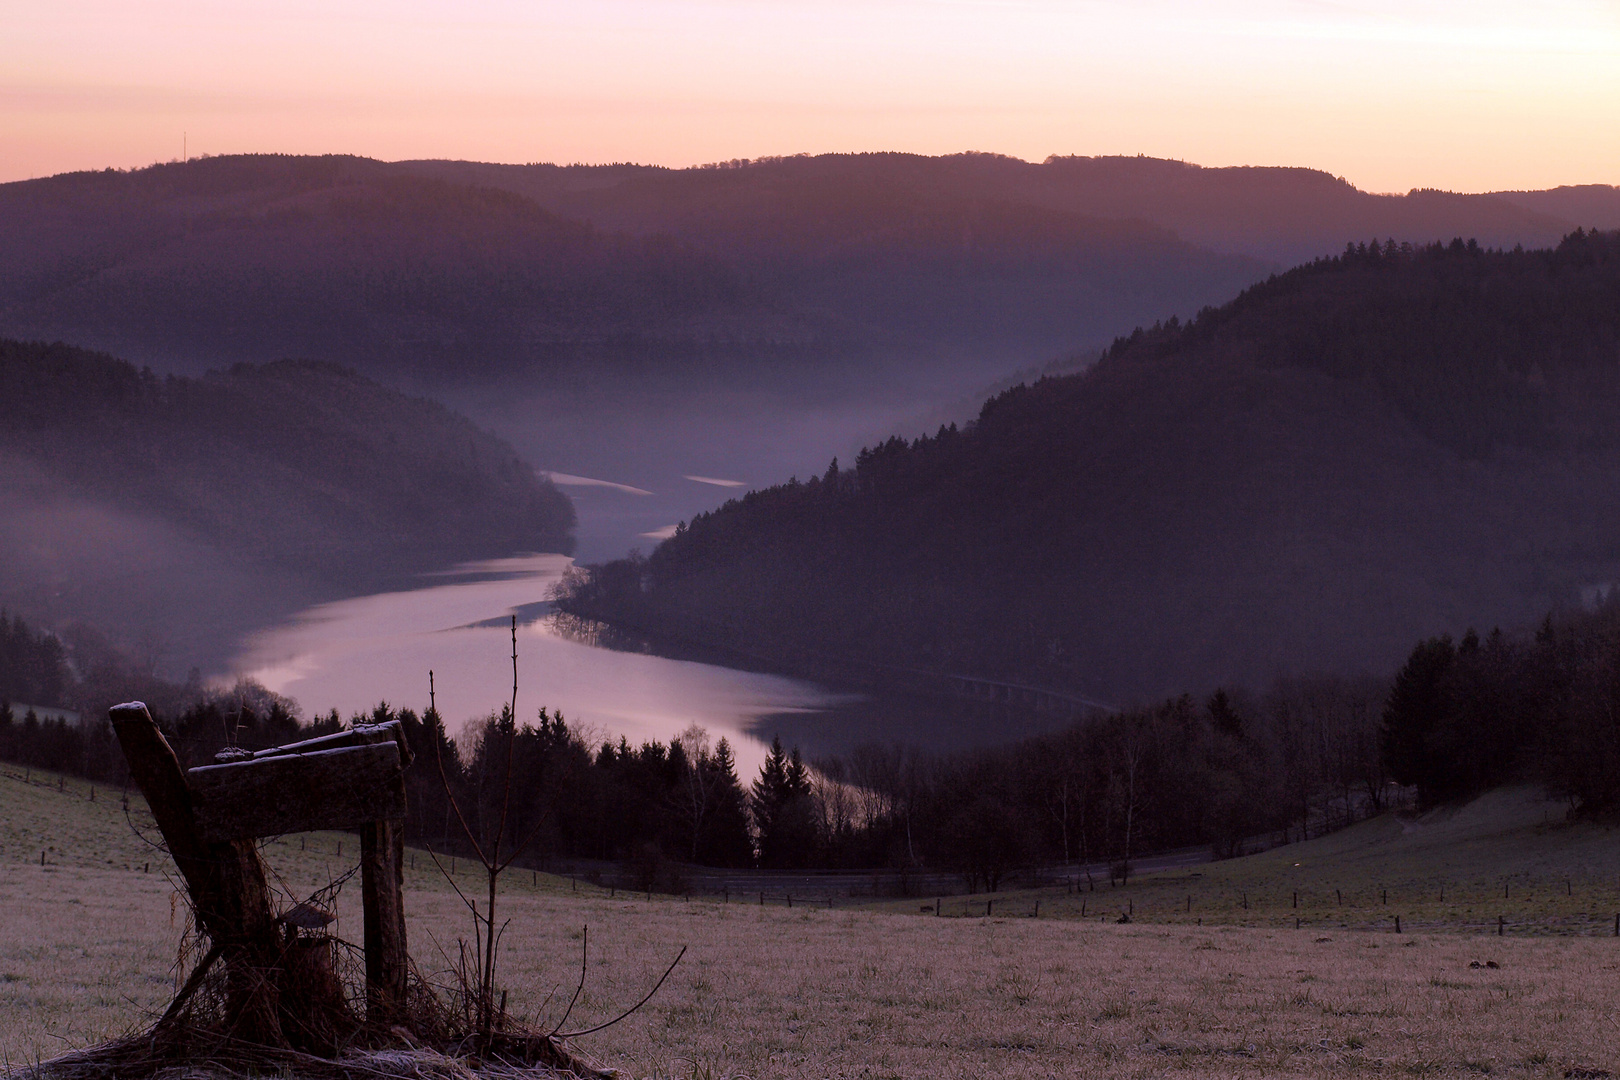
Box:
[229,554,852,777]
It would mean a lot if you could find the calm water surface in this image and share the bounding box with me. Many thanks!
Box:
[228,554,854,777]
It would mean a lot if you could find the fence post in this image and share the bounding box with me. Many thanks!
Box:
[360,820,408,1022]
[109,702,288,1048]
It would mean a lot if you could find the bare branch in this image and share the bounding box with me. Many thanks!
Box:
[558,946,687,1039]
[423,843,482,922]
[428,671,490,867]
[547,926,589,1037]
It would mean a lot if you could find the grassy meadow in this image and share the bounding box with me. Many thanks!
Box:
[6,765,1620,1078]
[892,787,1620,935]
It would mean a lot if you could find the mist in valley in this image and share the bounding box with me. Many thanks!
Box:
[10,7,1620,1077]
[3,153,1620,757]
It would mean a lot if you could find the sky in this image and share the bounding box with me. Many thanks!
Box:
[3,0,1618,192]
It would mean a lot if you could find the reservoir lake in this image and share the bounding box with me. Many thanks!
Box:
[228,554,854,778]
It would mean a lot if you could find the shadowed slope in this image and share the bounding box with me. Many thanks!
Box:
[562,232,1620,703]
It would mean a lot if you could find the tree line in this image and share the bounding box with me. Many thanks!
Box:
[0,671,1385,887]
[13,596,1620,886]
[1380,600,1620,812]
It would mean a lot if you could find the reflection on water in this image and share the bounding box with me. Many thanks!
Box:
[228,554,855,778]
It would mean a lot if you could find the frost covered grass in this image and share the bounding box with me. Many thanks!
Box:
[7,768,1620,1078]
[883,787,1620,937]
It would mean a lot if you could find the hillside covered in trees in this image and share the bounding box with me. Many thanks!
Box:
[8,153,1610,390]
[0,154,1266,385]
[10,154,1608,563]
[561,230,1620,704]
[412,152,1600,270]
[0,339,573,577]
[0,340,573,668]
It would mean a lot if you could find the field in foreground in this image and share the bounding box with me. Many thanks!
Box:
[5,767,1620,1078]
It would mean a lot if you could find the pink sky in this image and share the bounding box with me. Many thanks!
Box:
[4,0,1617,192]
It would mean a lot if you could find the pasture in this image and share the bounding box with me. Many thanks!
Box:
[5,767,1620,1078]
[894,787,1620,935]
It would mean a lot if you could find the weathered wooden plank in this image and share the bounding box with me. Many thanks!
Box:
[189,741,406,842]
[361,819,409,1021]
[110,702,288,1047]
[246,720,409,762]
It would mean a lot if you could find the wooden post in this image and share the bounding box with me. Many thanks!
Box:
[361,820,408,1022]
[110,703,288,1048]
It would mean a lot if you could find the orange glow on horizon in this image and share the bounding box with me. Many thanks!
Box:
[3,1,1617,193]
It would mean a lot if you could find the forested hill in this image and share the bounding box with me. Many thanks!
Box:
[7,153,1605,389]
[559,231,1620,704]
[406,153,1587,269]
[0,154,1264,383]
[0,339,574,585]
